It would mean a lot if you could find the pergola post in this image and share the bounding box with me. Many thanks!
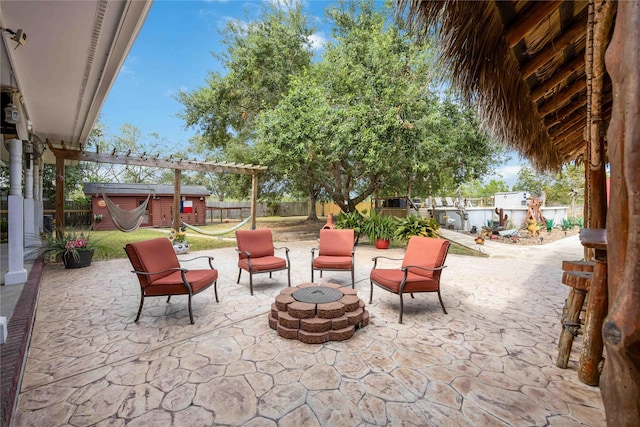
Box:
[173,169,181,232]
[55,156,65,238]
[251,172,258,230]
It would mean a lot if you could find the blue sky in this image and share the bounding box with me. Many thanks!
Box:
[100,0,523,186]
[100,0,338,149]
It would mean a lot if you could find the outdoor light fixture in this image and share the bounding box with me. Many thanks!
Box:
[0,27,27,47]
[3,102,19,124]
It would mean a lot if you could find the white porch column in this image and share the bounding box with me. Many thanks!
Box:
[24,151,37,259]
[4,138,27,285]
[34,159,43,232]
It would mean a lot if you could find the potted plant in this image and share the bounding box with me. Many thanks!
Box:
[362,211,397,249]
[394,214,440,241]
[169,227,189,254]
[335,210,365,245]
[44,227,100,268]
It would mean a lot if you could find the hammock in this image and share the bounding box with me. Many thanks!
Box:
[101,189,152,232]
[182,216,252,236]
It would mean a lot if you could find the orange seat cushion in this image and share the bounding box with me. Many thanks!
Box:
[313,255,352,270]
[238,255,287,272]
[145,270,218,296]
[370,269,439,293]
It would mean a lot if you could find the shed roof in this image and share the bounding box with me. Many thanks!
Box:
[84,182,210,197]
[399,0,612,171]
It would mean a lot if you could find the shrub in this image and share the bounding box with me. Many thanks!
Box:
[394,214,440,241]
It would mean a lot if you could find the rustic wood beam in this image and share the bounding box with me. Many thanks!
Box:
[521,18,587,79]
[532,54,585,102]
[543,95,587,127]
[554,129,585,151]
[601,2,639,421]
[549,115,585,139]
[505,1,563,48]
[537,78,587,116]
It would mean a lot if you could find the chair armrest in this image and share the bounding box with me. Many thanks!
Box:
[236,249,252,258]
[401,265,447,273]
[371,255,403,269]
[275,246,291,264]
[131,267,187,276]
[311,247,319,257]
[179,255,216,270]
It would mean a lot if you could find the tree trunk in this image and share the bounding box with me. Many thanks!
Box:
[307,189,318,221]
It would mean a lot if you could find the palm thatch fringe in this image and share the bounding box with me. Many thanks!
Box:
[397,0,564,171]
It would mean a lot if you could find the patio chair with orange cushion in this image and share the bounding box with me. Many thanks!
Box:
[369,236,450,323]
[235,229,291,295]
[311,228,355,288]
[124,237,219,324]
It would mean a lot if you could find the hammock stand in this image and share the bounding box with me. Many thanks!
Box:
[182,216,252,237]
[100,187,153,232]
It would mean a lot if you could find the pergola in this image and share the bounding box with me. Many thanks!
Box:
[399,0,637,423]
[47,141,267,232]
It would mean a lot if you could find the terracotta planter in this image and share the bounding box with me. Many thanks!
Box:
[375,238,390,249]
[63,250,94,269]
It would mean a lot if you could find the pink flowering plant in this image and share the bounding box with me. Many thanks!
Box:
[44,227,100,262]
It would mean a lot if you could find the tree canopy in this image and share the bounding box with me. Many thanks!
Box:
[178,0,508,215]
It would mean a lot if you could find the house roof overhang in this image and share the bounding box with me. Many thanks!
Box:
[1,0,152,163]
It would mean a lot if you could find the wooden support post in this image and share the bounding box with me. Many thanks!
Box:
[579,251,607,385]
[173,169,181,232]
[251,172,258,230]
[601,1,640,423]
[55,156,65,239]
[557,270,592,368]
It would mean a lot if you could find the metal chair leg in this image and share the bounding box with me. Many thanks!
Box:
[437,290,447,314]
[135,294,145,322]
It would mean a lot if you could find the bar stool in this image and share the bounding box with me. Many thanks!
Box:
[556,260,594,369]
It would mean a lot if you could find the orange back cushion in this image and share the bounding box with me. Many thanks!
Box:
[402,237,449,279]
[236,229,275,259]
[319,229,354,256]
[125,237,180,286]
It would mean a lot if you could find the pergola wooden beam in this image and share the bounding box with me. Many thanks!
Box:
[48,141,266,231]
[46,143,267,175]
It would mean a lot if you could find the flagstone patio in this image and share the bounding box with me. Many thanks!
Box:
[11,232,605,426]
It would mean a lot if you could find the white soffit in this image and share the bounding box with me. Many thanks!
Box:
[1,0,151,151]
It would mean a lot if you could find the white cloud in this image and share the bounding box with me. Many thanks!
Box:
[307,32,327,51]
[485,164,522,187]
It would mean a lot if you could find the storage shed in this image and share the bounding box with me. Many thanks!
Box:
[84,183,210,231]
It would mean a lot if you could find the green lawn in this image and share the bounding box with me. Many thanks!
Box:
[81,217,484,261]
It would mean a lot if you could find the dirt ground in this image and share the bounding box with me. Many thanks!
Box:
[466,226,581,246]
[262,217,582,246]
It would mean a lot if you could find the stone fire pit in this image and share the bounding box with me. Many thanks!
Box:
[268,282,369,344]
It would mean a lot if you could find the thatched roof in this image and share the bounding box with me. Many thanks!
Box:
[399,0,612,171]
